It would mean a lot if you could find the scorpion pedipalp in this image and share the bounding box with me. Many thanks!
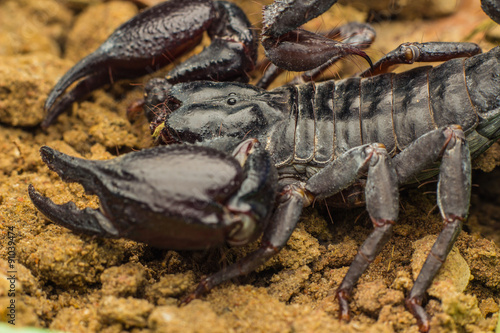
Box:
[43,0,257,128]
[30,139,278,250]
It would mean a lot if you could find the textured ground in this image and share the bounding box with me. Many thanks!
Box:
[0,0,499,332]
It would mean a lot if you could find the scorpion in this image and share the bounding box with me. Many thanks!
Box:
[28,0,500,331]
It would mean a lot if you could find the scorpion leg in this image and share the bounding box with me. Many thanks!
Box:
[360,42,482,77]
[288,22,376,85]
[44,0,257,127]
[182,183,310,303]
[304,143,399,320]
[261,0,372,72]
[392,125,471,332]
[257,22,376,89]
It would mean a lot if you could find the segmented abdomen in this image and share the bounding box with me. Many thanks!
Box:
[270,47,500,167]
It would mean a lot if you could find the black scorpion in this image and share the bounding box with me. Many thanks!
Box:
[29,0,500,331]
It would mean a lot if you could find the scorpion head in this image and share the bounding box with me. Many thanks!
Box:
[145,80,291,145]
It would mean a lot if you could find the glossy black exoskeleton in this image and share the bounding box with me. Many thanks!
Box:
[31,0,500,331]
[29,139,277,249]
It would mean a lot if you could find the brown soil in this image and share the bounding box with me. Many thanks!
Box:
[0,0,499,332]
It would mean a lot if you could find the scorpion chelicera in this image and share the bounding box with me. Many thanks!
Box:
[28,0,500,331]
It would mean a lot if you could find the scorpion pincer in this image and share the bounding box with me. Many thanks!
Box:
[29,0,500,331]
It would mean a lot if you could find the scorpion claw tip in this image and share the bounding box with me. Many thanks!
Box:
[27,184,38,200]
[41,111,60,130]
[39,146,59,167]
[28,184,59,218]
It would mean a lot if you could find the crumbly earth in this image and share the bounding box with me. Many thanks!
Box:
[0,0,499,332]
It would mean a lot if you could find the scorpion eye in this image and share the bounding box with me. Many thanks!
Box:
[227,93,238,105]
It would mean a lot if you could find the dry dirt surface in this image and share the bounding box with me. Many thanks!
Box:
[0,0,499,332]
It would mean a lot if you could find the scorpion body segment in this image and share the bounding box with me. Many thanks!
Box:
[153,47,500,172]
[31,0,500,331]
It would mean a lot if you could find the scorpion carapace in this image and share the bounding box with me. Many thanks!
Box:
[31,0,500,332]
